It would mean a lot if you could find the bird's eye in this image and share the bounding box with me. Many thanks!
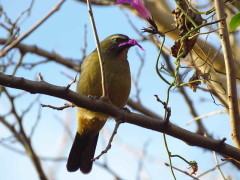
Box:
[115,38,122,43]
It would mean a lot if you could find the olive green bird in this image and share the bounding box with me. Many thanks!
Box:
[66,34,134,174]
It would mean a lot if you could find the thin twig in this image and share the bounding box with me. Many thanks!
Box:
[41,103,75,110]
[38,72,43,81]
[165,163,199,180]
[54,115,74,140]
[197,161,227,178]
[186,110,228,125]
[86,0,107,98]
[92,120,122,161]
[81,24,88,61]
[22,95,40,117]
[0,38,81,71]
[65,74,78,90]
[0,142,124,180]
[136,140,151,180]
[132,50,145,103]
[0,0,66,57]
[189,28,222,39]
[30,102,42,138]
[154,94,171,123]
[1,89,47,180]
[12,51,25,76]
[213,151,227,180]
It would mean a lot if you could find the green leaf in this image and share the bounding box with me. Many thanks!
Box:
[229,12,240,32]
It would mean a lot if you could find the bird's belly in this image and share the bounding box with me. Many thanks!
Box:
[77,107,108,135]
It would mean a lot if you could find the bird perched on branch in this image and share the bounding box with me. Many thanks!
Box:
[66,34,142,174]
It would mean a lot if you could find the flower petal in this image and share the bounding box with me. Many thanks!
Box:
[115,0,132,4]
[115,0,152,20]
[131,0,152,20]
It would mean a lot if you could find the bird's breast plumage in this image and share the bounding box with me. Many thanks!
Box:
[77,51,131,135]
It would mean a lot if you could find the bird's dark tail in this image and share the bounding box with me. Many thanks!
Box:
[66,132,99,174]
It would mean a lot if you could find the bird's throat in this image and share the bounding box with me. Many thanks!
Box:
[116,48,129,61]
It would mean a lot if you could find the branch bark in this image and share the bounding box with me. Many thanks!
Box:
[127,99,162,120]
[0,73,240,162]
[214,0,240,148]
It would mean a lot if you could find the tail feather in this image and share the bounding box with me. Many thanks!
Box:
[80,134,99,173]
[66,132,99,174]
[66,133,86,172]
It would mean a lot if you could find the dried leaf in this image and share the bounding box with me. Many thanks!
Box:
[188,70,201,92]
[171,36,198,58]
[171,0,203,58]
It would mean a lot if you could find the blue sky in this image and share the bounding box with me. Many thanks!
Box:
[0,0,239,180]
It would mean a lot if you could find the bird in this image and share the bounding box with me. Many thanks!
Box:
[66,34,133,174]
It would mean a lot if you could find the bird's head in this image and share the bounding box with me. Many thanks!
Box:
[100,34,135,57]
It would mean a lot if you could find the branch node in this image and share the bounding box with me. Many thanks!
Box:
[219,137,227,145]
[154,94,171,124]
[38,72,43,81]
[65,74,78,91]
[221,157,233,162]
[92,120,122,161]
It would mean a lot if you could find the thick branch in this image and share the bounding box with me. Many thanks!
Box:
[0,73,240,162]
[127,99,162,120]
[214,0,240,148]
[0,39,163,120]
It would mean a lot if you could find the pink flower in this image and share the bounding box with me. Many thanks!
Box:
[118,39,144,50]
[116,0,152,20]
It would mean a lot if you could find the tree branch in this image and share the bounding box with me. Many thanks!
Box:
[0,0,66,58]
[0,73,240,162]
[214,0,240,148]
[0,38,81,71]
[127,99,162,120]
[0,39,164,120]
[87,0,107,97]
